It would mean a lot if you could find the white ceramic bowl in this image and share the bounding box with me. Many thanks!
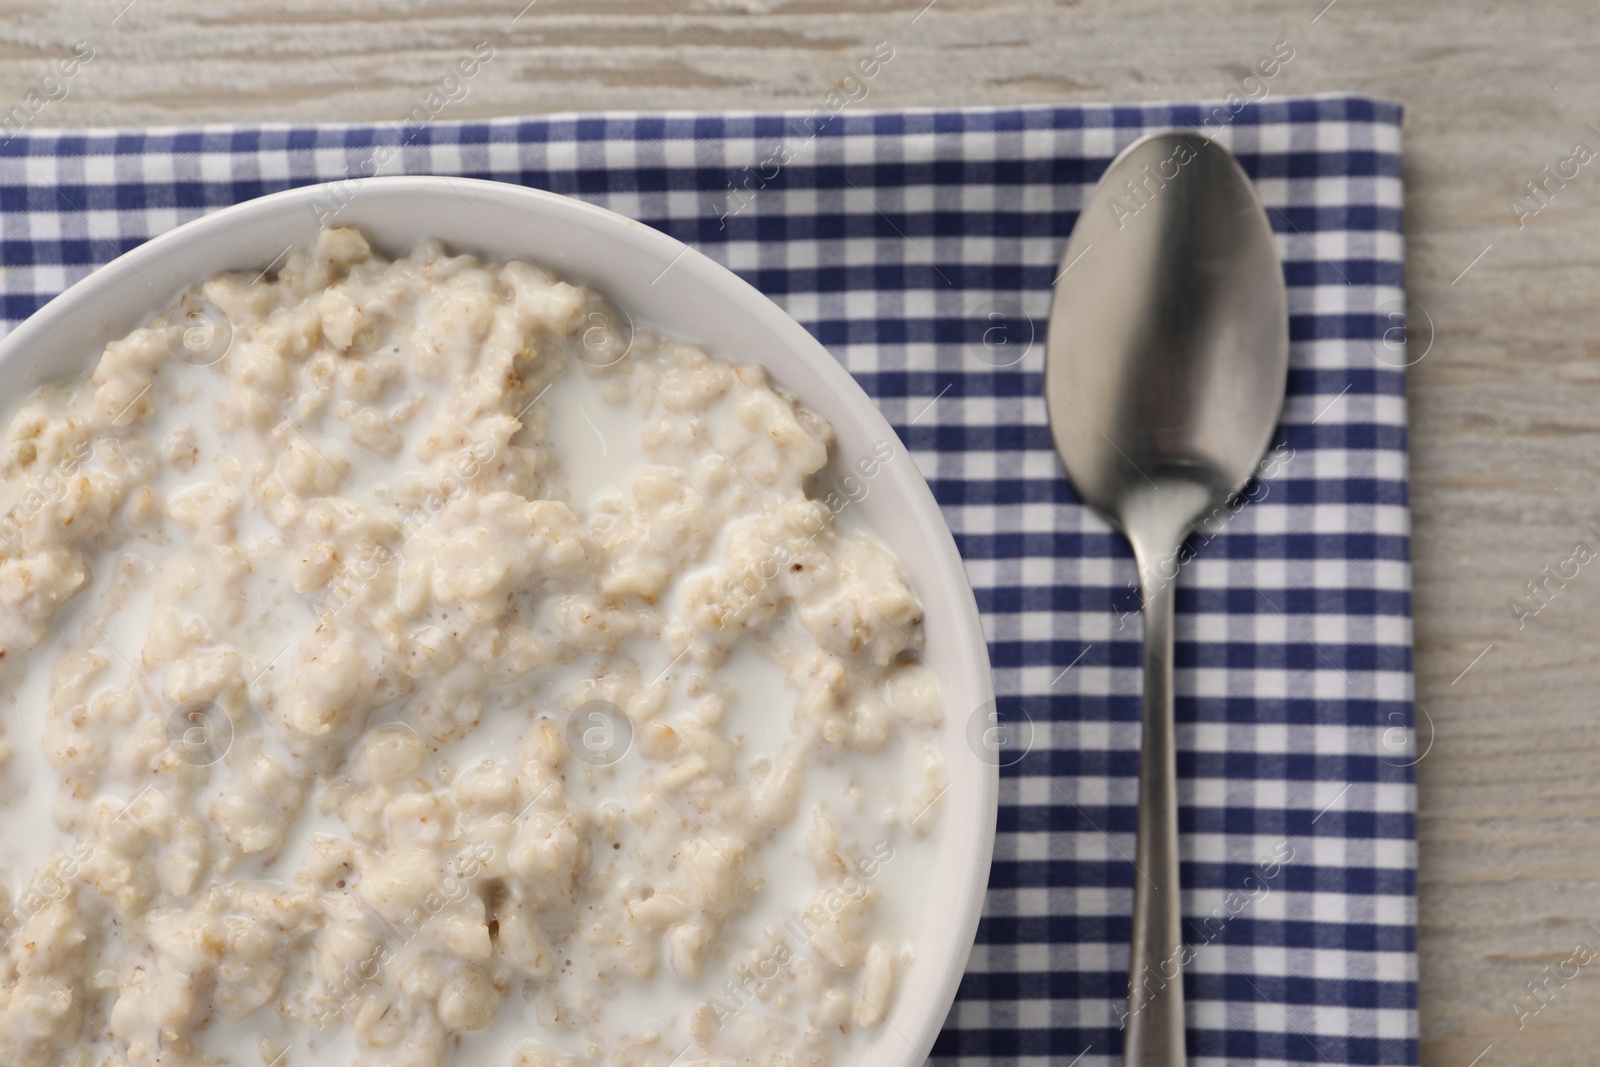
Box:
[0,176,997,1066]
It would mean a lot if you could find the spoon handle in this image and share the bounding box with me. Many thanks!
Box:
[1123,569,1186,1066]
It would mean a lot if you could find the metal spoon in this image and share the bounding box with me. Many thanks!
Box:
[1044,130,1288,1066]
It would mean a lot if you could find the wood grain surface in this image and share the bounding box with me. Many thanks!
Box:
[3,1,1596,1063]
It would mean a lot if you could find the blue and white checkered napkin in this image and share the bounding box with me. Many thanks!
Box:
[0,94,1416,1066]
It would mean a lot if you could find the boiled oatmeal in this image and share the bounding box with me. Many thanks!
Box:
[0,227,947,1067]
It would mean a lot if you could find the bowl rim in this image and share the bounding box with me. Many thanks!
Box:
[0,174,998,1065]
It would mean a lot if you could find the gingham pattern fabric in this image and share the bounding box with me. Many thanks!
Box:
[0,95,1416,1066]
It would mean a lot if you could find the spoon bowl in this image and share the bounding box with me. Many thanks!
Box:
[1048,131,1289,550]
[1045,131,1289,1065]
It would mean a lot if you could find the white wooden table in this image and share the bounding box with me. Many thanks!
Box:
[7,1,1596,1062]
